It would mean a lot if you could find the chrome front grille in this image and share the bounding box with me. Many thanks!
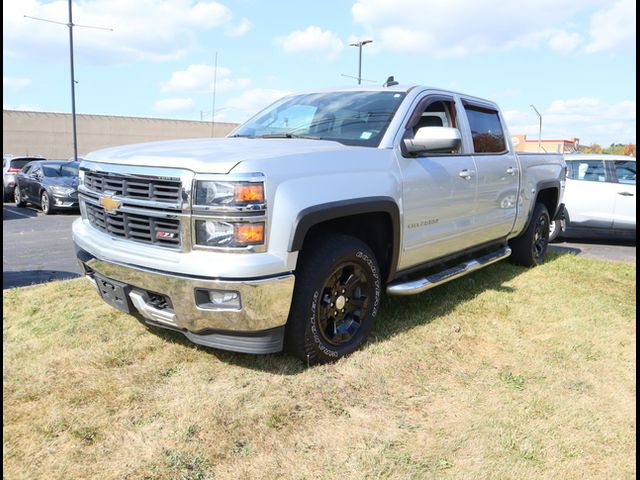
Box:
[79,162,192,250]
[85,202,181,248]
[84,171,182,203]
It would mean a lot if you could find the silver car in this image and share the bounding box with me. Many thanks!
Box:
[3,155,45,201]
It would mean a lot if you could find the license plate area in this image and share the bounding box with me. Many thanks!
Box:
[93,273,133,313]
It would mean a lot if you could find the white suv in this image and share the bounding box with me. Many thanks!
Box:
[550,154,636,241]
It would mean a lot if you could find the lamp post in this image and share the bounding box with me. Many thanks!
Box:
[349,40,372,85]
[25,1,112,161]
[530,104,542,153]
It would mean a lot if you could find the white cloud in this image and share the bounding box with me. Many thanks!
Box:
[3,0,244,65]
[351,0,622,56]
[154,97,195,113]
[3,103,42,111]
[505,97,636,146]
[547,30,583,54]
[160,64,251,93]
[3,76,32,91]
[275,26,343,59]
[221,88,291,121]
[228,17,252,37]
[586,0,636,53]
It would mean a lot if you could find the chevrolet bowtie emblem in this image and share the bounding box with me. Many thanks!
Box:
[99,194,121,214]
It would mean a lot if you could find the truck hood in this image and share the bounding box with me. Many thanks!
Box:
[85,137,351,174]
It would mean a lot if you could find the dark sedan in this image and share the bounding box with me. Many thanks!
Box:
[15,161,80,214]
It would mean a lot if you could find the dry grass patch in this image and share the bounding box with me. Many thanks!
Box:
[3,253,636,479]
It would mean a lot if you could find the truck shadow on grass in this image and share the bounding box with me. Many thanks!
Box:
[147,252,571,374]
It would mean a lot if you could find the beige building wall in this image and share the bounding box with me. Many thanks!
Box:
[3,110,239,159]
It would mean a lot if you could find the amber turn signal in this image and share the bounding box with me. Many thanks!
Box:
[234,184,264,203]
[233,223,265,245]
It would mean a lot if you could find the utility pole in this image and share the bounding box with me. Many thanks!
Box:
[25,1,112,161]
[349,40,372,85]
[530,104,542,153]
[211,52,218,137]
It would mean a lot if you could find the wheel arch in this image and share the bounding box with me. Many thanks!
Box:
[289,197,400,282]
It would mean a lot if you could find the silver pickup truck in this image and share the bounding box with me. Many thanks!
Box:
[73,84,565,364]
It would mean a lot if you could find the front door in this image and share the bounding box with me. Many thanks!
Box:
[611,159,636,231]
[396,94,478,270]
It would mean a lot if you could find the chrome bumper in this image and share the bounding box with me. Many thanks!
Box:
[77,246,295,354]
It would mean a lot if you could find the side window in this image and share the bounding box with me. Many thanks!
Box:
[21,164,33,174]
[406,98,459,154]
[567,160,606,182]
[613,160,636,185]
[464,105,506,154]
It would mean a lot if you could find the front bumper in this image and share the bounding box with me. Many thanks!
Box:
[76,245,295,354]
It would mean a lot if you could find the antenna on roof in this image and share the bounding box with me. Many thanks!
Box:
[383,76,399,87]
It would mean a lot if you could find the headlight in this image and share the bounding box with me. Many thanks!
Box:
[195,220,265,248]
[195,180,264,208]
[50,186,75,196]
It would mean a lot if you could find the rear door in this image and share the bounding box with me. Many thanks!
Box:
[564,159,615,229]
[396,93,478,268]
[459,99,519,243]
[610,159,636,231]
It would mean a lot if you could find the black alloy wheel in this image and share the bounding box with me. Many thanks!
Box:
[316,262,373,346]
[509,202,550,267]
[285,234,381,365]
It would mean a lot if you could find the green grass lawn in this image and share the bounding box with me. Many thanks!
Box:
[3,252,636,480]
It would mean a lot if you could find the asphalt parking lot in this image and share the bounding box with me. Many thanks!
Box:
[2,201,636,290]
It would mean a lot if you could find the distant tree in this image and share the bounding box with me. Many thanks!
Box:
[604,143,625,155]
[586,143,603,153]
[623,144,636,156]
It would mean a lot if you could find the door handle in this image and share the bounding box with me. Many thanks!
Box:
[506,167,518,175]
[618,191,634,196]
[458,169,473,180]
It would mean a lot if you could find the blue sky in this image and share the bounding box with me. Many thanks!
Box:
[3,0,636,146]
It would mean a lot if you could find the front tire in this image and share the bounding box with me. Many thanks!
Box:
[509,203,550,267]
[548,219,562,242]
[284,234,381,365]
[41,191,53,215]
[14,186,26,207]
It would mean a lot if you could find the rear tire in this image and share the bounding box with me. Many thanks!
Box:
[509,203,550,267]
[14,186,26,207]
[284,234,381,366]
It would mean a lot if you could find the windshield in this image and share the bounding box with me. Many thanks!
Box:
[232,91,407,147]
[42,163,79,177]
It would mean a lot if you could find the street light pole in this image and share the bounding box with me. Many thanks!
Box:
[68,0,78,161]
[530,104,542,153]
[349,40,372,85]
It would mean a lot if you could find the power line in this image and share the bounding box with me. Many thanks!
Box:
[24,2,112,161]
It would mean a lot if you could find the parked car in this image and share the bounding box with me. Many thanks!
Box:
[73,84,565,364]
[3,155,45,201]
[549,154,636,241]
[15,160,80,214]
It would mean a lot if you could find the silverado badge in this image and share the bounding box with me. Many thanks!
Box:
[99,193,121,214]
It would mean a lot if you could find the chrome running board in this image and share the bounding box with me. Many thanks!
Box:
[387,246,511,296]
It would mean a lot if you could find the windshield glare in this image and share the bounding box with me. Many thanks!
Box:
[43,164,79,177]
[233,91,406,147]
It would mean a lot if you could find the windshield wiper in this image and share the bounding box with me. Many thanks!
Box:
[256,133,321,140]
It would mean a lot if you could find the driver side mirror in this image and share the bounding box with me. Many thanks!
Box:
[404,126,462,154]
